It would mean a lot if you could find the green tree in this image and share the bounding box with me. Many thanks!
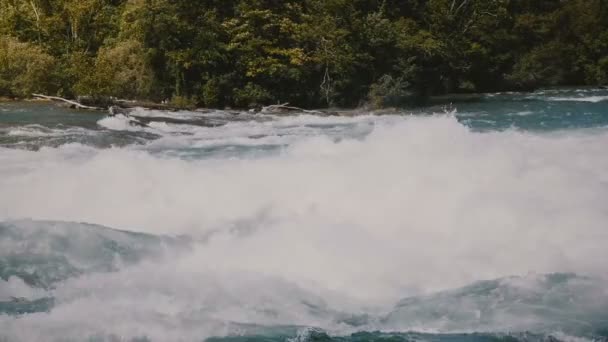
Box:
[0,36,57,97]
[0,0,606,106]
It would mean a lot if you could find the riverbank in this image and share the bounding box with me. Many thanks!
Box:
[3,86,607,118]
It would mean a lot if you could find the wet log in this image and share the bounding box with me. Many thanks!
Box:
[32,94,102,110]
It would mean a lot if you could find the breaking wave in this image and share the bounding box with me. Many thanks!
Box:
[2,104,608,341]
[546,96,608,103]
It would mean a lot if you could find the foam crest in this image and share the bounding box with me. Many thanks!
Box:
[97,114,147,132]
[547,96,608,103]
[0,277,47,301]
[385,273,608,333]
[1,115,607,302]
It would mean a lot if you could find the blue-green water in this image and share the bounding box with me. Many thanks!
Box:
[1,89,608,341]
[454,88,608,131]
[2,88,608,155]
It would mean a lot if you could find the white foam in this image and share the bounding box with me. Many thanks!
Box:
[547,96,608,103]
[97,114,146,132]
[1,114,608,340]
[117,113,381,155]
[511,110,534,116]
[5,125,92,138]
[0,277,48,301]
[127,107,229,120]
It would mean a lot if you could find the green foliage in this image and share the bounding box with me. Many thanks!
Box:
[368,75,413,109]
[169,95,196,110]
[59,51,94,97]
[201,78,222,108]
[507,43,566,90]
[0,0,607,106]
[233,83,273,108]
[0,35,56,97]
[589,56,608,85]
[87,40,153,99]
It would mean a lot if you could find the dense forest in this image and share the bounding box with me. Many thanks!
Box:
[1,0,607,108]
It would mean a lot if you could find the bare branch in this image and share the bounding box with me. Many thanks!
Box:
[454,0,471,15]
[32,94,103,110]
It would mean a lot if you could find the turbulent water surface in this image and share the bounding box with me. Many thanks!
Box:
[1,88,608,342]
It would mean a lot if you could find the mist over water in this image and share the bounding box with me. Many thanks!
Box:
[1,89,608,341]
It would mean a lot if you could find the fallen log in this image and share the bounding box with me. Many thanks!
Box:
[32,94,102,110]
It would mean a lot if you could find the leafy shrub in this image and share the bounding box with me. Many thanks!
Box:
[170,95,196,109]
[368,75,414,109]
[88,40,154,99]
[233,83,274,108]
[0,36,57,97]
[586,56,608,85]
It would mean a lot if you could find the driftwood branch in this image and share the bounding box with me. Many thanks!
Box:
[32,94,102,110]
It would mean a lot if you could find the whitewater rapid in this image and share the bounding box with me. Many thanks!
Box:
[1,99,608,341]
[3,114,608,291]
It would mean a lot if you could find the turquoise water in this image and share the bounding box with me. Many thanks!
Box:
[1,89,608,341]
[454,89,608,131]
[2,88,608,154]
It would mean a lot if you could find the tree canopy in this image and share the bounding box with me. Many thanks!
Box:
[1,0,606,108]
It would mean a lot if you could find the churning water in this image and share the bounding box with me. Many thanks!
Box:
[1,88,608,341]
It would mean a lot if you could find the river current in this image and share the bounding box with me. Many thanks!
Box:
[1,88,608,341]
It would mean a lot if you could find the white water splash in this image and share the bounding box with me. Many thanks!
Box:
[97,114,147,132]
[547,96,608,103]
[1,114,608,340]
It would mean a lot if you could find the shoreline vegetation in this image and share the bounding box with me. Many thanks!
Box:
[1,86,606,118]
[1,1,607,111]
